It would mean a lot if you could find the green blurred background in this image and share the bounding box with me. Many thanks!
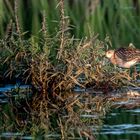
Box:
[1,0,140,48]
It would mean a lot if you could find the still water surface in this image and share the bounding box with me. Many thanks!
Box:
[0,85,140,139]
[98,108,140,140]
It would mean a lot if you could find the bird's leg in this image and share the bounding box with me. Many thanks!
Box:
[137,65,140,79]
[132,66,137,80]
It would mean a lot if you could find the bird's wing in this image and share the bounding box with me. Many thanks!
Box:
[115,48,140,61]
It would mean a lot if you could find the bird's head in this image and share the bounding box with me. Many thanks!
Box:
[105,50,115,59]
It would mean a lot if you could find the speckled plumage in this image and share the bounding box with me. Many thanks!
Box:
[106,47,140,68]
[115,47,140,61]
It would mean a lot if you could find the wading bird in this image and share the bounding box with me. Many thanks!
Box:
[105,44,140,68]
[105,44,140,79]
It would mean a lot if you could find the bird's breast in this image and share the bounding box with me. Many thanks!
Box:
[121,59,138,68]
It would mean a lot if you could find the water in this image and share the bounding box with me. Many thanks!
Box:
[0,84,32,104]
[98,108,140,140]
[0,85,140,139]
[1,108,140,139]
[0,84,31,92]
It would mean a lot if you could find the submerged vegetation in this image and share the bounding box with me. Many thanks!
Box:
[0,0,140,139]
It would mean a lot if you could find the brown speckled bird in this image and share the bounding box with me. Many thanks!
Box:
[106,45,140,68]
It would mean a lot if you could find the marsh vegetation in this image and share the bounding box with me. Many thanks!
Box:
[0,0,140,139]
